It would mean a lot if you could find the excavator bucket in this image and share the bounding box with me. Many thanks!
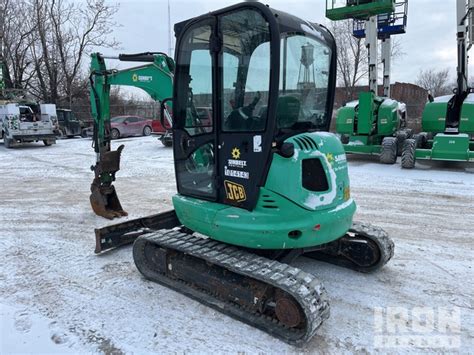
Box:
[90,145,128,219]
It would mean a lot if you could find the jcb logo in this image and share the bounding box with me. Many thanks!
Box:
[224,180,246,202]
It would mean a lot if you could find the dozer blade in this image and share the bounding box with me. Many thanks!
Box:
[94,210,180,253]
[90,145,128,219]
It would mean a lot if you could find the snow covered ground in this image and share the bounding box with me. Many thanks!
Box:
[1,136,473,354]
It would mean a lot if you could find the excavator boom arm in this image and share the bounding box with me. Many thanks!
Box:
[89,52,174,219]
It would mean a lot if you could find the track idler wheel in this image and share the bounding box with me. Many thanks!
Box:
[305,222,394,273]
[274,290,305,328]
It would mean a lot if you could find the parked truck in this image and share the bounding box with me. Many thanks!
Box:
[56,108,82,138]
[1,102,57,148]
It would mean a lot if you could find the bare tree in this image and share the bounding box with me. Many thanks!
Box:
[329,19,405,102]
[415,68,452,97]
[2,0,119,105]
[1,0,38,91]
[330,20,368,101]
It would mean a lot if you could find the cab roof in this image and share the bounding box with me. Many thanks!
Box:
[174,1,334,46]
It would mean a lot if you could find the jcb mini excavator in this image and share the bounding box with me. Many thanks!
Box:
[90,2,394,345]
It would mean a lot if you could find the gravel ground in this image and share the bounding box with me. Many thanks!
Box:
[1,136,473,354]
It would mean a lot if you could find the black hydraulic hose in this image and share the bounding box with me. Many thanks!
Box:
[118,52,175,73]
[118,52,168,62]
[89,73,101,153]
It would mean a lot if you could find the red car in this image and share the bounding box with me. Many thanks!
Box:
[110,115,153,139]
[151,108,172,134]
[151,118,171,133]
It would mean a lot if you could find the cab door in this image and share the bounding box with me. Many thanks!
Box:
[173,7,275,210]
[217,8,274,210]
[173,19,217,201]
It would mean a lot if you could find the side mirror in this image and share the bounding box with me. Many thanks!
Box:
[160,98,173,129]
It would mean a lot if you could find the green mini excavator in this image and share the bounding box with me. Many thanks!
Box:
[91,2,394,345]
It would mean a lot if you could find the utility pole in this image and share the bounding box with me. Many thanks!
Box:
[0,0,5,96]
[168,0,172,57]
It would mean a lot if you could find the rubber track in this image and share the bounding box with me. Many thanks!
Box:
[350,221,395,272]
[133,229,330,346]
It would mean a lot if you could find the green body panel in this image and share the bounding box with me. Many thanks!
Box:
[173,132,356,250]
[417,94,474,162]
[377,99,399,136]
[415,134,474,162]
[460,99,474,134]
[326,0,395,21]
[335,105,356,134]
[421,97,450,133]
[357,91,376,134]
[335,93,399,156]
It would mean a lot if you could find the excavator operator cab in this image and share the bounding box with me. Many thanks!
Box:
[172,2,337,211]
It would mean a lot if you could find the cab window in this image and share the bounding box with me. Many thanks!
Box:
[277,33,332,134]
[220,9,271,132]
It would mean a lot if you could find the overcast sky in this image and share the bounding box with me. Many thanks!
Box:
[104,0,462,85]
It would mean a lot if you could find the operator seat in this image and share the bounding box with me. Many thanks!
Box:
[276,95,301,129]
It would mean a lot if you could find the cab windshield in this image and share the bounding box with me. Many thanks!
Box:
[219,26,332,136]
[277,33,332,135]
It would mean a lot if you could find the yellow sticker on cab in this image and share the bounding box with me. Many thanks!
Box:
[224,180,246,202]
